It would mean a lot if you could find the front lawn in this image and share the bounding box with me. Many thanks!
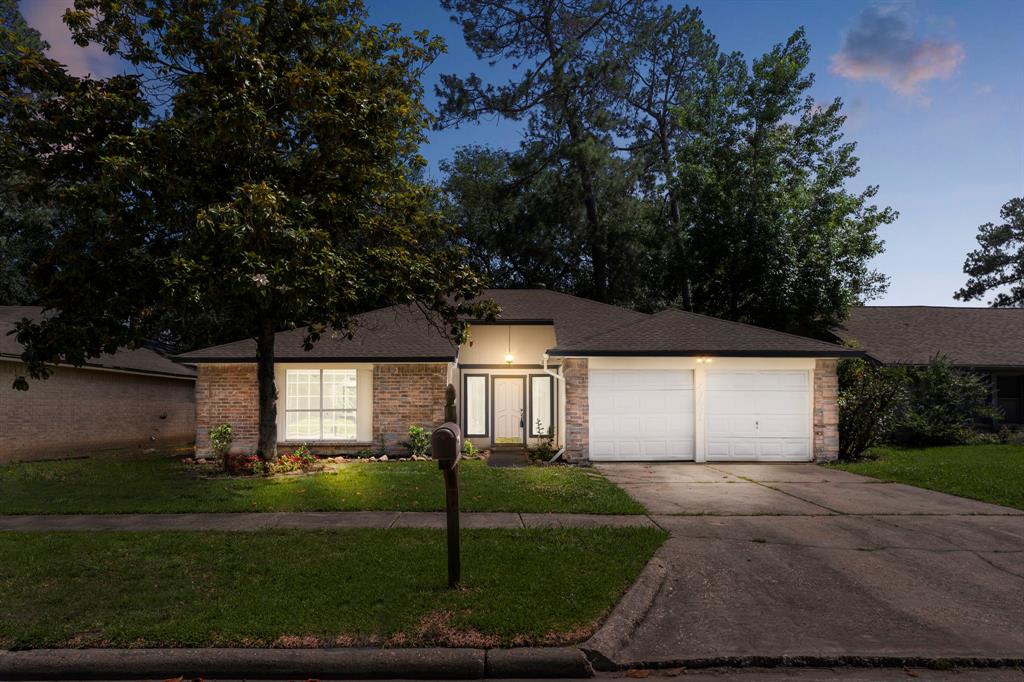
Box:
[0,527,666,648]
[833,444,1024,510]
[0,453,645,515]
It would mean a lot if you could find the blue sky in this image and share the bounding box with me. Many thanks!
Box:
[22,0,1024,306]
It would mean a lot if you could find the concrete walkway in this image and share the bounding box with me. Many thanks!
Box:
[595,462,1024,668]
[0,510,658,531]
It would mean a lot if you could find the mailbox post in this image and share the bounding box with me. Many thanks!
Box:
[431,422,462,588]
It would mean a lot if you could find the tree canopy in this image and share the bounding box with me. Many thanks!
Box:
[2,0,493,458]
[438,0,895,334]
[956,197,1024,307]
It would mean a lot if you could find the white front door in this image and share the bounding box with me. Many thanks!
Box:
[705,370,811,461]
[589,370,696,461]
[493,377,524,444]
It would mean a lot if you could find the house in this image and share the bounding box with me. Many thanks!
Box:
[832,306,1024,425]
[1,306,197,463]
[176,289,858,462]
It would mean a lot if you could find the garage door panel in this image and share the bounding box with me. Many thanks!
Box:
[758,415,808,435]
[707,391,745,414]
[590,392,616,413]
[589,369,695,461]
[754,391,807,413]
[706,370,811,462]
[667,439,695,457]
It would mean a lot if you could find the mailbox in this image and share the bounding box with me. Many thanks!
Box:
[432,421,462,470]
[432,421,463,587]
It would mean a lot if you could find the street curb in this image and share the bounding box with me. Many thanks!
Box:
[487,647,592,678]
[0,646,594,680]
[605,655,1024,672]
[579,552,668,670]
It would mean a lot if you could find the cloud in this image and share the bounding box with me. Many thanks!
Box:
[831,4,964,96]
[19,0,123,79]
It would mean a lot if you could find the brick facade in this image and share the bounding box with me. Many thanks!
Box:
[373,363,448,452]
[813,358,840,462]
[194,364,259,457]
[562,358,589,461]
[194,362,449,457]
[1,360,195,463]
[191,357,838,462]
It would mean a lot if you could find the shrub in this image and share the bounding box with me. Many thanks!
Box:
[406,425,430,457]
[462,439,479,459]
[837,359,906,460]
[209,423,233,465]
[528,426,557,463]
[210,423,234,472]
[892,356,1002,446]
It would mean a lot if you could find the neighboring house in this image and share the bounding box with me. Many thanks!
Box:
[1,306,197,463]
[832,306,1024,425]
[178,289,855,463]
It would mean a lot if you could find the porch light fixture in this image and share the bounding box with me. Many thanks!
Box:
[504,326,514,364]
[696,356,713,364]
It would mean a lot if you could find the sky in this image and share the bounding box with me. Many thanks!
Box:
[19,0,1024,307]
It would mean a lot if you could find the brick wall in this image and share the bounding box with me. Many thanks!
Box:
[1,360,195,463]
[813,359,840,462]
[373,363,448,453]
[194,363,259,457]
[193,361,450,457]
[562,358,589,461]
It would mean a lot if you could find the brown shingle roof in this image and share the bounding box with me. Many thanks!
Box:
[174,305,459,362]
[176,288,650,362]
[548,308,857,357]
[0,306,196,379]
[832,306,1024,368]
[475,289,649,346]
[177,289,856,362]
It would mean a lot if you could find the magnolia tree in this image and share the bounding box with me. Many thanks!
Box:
[2,0,494,459]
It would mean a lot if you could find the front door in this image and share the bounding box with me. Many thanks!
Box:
[493,377,525,444]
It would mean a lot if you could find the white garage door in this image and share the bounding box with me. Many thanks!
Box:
[589,370,695,461]
[705,370,811,461]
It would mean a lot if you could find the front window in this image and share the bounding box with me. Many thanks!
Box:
[530,375,553,437]
[464,374,488,437]
[285,369,357,440]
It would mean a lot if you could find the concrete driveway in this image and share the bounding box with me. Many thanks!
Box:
[596,462,1024,667]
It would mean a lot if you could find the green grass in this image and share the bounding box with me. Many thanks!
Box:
[0,527,666,648]
[0,453,645,515]
[833,444,1024,510]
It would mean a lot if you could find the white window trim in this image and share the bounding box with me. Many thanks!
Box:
[284,368,358,441]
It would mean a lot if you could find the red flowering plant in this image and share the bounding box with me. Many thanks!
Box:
[267,444,321,475]
[224,444,319,476]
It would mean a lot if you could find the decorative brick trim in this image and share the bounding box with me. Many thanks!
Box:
[562,358,589,461]
[194,364,259,457]
[813,359,839,462]
[372,363,449,453]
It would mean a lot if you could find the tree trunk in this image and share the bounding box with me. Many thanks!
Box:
[660,126,691,310]
[540,2,608,302]
[582,178,608,302]
[255,319,278,461]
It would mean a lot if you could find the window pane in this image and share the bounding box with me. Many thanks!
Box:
[466,376,486,435]
[286,410,320,440]
[531,376,552,436]
[286,370,320,411]
[323,411,357,439]
[323,370,357,410]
